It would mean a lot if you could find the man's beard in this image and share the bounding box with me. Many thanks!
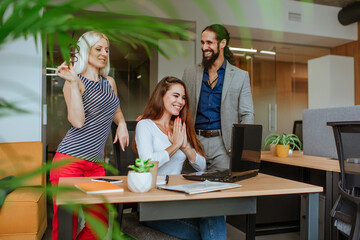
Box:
[202,49,220,69]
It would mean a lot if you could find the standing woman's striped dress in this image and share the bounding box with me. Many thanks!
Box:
[57,74,119,162]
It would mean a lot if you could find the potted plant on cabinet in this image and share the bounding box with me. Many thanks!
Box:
[127,158,155,193]
[263,133,302,158]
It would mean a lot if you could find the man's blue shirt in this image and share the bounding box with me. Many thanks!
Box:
[195,61,226,130]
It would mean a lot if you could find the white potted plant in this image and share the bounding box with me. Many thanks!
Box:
[127,158,155,193]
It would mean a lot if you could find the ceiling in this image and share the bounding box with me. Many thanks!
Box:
[51,1,358,67]
[228,0,360,63]
[112,1,358,65]
[112,0,359,66]
[293,0,359,8]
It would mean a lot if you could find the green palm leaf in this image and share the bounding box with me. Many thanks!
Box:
[0,0,201,238]
[0,0,191,63]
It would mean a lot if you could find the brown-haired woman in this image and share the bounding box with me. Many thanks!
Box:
[134,76,226,240]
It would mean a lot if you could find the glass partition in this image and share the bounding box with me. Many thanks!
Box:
[229,37,331,145]
[231,41,277,145]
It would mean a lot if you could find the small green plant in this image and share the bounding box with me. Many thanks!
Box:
[263,133,302,151]
[128,158,154,173]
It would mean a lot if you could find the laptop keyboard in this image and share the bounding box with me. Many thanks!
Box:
[200,169,231,178]
[183,169,258,183]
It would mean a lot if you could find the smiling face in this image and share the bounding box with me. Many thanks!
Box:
[201,30,226,68]
[88,38,109,70]
[201,30,220,60]
[162,83,186,117]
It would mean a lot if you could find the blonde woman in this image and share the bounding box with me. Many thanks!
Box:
[50,31,128,240]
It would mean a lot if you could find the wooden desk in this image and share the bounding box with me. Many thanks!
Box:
[57,173,322,240]
[261,151,340,173]
[261,151,340,240]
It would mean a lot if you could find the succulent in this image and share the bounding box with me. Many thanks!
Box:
[128,158,154,173]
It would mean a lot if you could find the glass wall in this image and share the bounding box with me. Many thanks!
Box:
[229,38,331,143]
[233,49,277,145]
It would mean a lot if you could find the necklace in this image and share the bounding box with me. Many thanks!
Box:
[154,121,172,135]
[208,76,218,88]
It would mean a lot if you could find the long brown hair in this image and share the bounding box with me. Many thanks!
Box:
[134,76,205,156]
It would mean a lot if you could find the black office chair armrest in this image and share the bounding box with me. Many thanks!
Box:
[338,181,360,205]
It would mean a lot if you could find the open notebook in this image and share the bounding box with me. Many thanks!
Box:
[157,180,242,195]
[183,124,262,183]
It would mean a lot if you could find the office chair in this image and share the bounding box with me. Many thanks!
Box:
[111,121,138,175]
[111,121,138,226]
[292,120,303,150]
[327,121,360,240]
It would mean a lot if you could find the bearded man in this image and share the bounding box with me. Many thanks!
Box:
[182,24,254,171]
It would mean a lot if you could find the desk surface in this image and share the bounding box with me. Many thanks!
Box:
[56,173,322,205]
[261,151,340,173]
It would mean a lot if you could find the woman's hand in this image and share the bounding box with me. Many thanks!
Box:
[180,122,188,150]
[177,121,196,162]
[165,117,192,158]
[56,61,78,84]
[168,117,184,148]
[113,122,129,151]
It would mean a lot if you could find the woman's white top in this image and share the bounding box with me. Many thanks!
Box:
[135,119,206,175]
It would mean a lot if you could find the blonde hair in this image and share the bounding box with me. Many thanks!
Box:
[74,31,110,76]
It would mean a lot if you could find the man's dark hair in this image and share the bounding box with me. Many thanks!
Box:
[202,24,234,65]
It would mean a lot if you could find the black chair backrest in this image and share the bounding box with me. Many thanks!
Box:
[292,120,303,149]
[327,121,360,193]
[111,121,138,175]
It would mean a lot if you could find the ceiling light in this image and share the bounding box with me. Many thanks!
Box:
[260,50,276,55]
[233,53,245,57]
[229,47,257,53]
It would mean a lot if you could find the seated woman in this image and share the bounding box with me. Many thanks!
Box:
[134,76,226,240]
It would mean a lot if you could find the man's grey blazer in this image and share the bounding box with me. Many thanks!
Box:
[182,61,254,151]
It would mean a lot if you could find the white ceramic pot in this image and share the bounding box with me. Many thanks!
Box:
[127,171,153,193]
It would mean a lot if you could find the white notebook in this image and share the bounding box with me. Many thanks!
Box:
[157,180,242,195]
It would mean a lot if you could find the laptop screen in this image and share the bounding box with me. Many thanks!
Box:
[182,124,262,182]
[231,124,262,173]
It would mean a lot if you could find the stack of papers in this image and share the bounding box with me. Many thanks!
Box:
[157,180,242,195]
[156,175,169,185]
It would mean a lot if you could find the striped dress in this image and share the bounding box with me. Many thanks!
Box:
[57,75,120,162]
